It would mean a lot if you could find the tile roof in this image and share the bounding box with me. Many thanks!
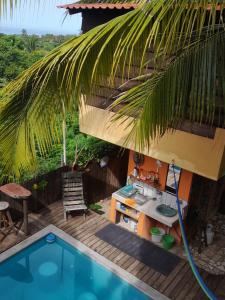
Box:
[57,2,223,13]
[57,3,137,12]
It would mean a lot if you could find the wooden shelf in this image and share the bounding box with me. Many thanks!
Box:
[117,221,137,233]
[116,208,139,221]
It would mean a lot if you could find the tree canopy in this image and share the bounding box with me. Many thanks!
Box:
[0,31,72,85]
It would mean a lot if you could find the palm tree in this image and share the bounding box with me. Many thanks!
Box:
[23,34,39,52]
[0,0,225,179]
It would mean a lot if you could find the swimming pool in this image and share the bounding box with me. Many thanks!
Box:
[0,225,168,300]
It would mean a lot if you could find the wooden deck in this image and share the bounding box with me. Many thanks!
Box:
[1,200,225,300]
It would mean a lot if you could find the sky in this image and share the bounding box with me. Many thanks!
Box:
[0,1,82,36]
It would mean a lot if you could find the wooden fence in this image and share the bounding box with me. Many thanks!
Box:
[83,151,129,204]
[0,151,129,219]
[0,166,69,220]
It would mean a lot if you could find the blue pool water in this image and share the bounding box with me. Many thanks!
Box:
[0,235,151,300]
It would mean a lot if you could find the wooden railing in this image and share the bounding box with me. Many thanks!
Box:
[0,152,129,220]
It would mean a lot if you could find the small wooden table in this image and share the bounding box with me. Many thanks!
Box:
[0,183,31,235]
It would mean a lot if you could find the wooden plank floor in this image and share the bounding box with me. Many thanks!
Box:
[1,200,225,300]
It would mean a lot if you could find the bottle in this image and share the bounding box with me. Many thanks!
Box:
[206,224,214,245]
[133,167,138,177]
[127,176,131,185]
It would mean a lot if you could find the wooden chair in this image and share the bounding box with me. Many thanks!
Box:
[62,171,87,220]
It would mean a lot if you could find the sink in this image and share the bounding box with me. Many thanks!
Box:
[118,186,149,206]
[118,185,136,197]
[156,204,177,217]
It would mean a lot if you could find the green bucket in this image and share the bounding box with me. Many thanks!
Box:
[162,234,175,250]
[150,227,160,235]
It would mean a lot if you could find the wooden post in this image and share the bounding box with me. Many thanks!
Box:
[62,118,67,166]
[109,198,117,223]
[61,101,67,166]
[22,198,29,235]
[137,213,155,241]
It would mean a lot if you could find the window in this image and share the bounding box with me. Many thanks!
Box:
[165,164,181,194]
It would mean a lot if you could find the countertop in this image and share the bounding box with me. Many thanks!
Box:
[112,190,188,228]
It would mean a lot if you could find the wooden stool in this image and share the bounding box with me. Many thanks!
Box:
[0,201,13,227]
[0,183,31,235]
[0,201,14,240]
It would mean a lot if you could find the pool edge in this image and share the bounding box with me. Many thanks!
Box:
[0,224,170,300]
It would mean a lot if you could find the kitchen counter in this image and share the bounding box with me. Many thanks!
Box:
[112,189,188,228]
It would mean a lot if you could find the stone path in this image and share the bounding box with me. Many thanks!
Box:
[190,213,225,275]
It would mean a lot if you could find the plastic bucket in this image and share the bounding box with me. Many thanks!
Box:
[162,234,175,250]
[151,227,165,243]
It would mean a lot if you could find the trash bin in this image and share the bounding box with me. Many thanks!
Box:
[150,227,165,243]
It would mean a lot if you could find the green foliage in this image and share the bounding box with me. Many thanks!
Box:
[32,179,48,191]
[65,114,118,167]
[19,113,118,182]
[88,203,103,211]
[0,31,118,181]
[39,114,118,168]
[0,32,73,84]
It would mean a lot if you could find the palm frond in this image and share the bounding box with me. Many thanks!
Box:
[1,0,225,178]
[111,30,225,149]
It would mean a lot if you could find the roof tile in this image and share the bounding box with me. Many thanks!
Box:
[57,3,137,11]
